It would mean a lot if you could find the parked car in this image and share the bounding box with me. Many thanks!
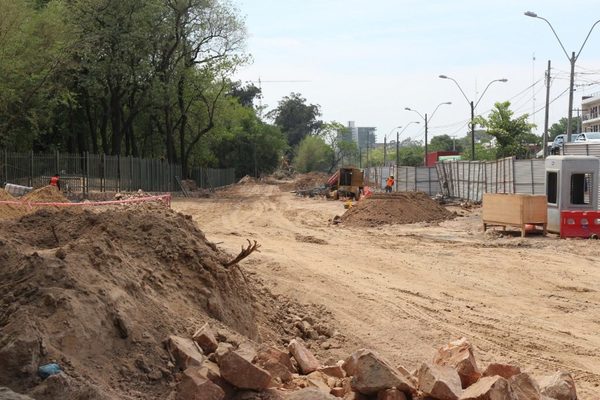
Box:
[550,134,568,155]
[574,132,600,143]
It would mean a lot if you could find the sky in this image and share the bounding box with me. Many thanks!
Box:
[234,0,600,143]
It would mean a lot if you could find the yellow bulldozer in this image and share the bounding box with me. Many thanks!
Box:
[327,167,364,200]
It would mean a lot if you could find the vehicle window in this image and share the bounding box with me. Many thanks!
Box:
[587,133,600,140]
[547,172,558,204]
[576,134,585,141]
[571,173,592,205]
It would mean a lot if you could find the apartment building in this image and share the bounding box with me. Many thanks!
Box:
[582,92,600,132]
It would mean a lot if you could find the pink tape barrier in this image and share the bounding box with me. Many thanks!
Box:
[0,194,172,209]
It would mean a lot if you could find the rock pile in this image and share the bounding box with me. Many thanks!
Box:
[165,334,577,400]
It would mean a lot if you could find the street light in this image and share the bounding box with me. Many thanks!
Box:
[524,11,600,142]
[383,126,402,166]
[439,75,507,160]
[405,102,452,166]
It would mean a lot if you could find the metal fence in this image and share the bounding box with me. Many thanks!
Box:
[363,165,440,196]
[436,157,545,202]
[0,151,235,194]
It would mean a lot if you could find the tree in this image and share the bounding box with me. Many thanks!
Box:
[549,116,582,140]
[429,134,462,152]
[293,136,333,173]
[475,101,537,159]
[229,81,261,109]
[267,93,322,151]
[318,121,358,171]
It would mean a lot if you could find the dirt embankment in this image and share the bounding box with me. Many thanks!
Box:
[0,186,69,220]
[0,204,342,399]
[340,191,455,227]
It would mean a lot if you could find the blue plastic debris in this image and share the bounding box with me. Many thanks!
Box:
[38,363,61,379]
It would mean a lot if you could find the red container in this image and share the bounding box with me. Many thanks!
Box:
[560,210,600,239]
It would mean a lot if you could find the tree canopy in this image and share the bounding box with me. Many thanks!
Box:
[267,93,323,152]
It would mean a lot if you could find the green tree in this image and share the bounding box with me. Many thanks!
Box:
[267,93,323,151]
[293,136,333,173]
[429,134,462,152]
[549,116,582,140]
[318,121,358,171]
[475,101,537,159]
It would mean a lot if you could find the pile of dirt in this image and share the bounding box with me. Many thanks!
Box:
[0,204,342,399]
[340,191,455,227]
[0,189,16,201]
[0,190,22,220]
[21,186,69,203]
[294,172,330,190]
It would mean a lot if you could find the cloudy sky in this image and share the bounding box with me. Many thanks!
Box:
[234,0,600,143]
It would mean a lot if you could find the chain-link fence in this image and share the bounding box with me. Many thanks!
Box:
[0,151,235,194]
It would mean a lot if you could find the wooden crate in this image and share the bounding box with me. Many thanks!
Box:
[482,193,547,237]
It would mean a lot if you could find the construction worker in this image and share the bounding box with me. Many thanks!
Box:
[49,174,61,191]
[385,175,394,193]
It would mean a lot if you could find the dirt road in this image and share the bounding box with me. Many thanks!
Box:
[173,183,600,397]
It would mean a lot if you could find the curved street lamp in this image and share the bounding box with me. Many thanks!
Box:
[525,11,600,141]
[405,101,452,165]
[439,75,507,160]
[383,126,402,166]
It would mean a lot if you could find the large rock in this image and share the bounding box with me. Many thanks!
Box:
[217,348,272,390]
[538,371,577,400]
[459,376,515,400]
[306,371,331,393]
[342,349,370,376]
[193,324,219,355]
[254,347,294,384]
[377,388,407,400]
[285,388,337,400]
[434,337,481,388]
[167,335,205,370]
[417,362,462,400]
[509,373,541,400]
[483,363,522,380]
[177,368,225,400]
[349,350,415,395]
[318,365,345,379]
[288,339,320,374]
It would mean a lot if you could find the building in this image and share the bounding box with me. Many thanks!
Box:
[582,92,600,133]
[346,121,376,149]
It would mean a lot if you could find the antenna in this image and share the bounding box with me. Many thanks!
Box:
[246,77,311,117]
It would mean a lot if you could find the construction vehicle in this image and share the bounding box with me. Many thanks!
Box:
[327,167,364,200]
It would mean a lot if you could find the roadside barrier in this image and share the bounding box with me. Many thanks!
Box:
[0,194,172,210]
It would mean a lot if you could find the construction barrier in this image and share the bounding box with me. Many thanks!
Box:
[0,194,172,210]
[560,210,600,239]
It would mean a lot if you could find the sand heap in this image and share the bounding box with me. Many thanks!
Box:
[21,186,69,203]
[0,204,341,399]
[341,191,455,227]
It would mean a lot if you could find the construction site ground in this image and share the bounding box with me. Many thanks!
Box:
[172,182,600,398]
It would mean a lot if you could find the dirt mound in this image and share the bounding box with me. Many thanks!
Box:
[21,186,69,203]
[0,190,24,220]
[0,189,16,201]
[294,172,329,190]
[340,191,455,227]
[0,204,341,399]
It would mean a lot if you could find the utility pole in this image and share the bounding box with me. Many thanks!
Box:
[424,113,429,166]
[567,52,576,141]
[383,136,387,166]
[396,132,399,191]
[543,60,551,158]
[470,101,475,160]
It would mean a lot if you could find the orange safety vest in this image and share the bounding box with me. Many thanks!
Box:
[49,176,59,187]
[386,178,394,187]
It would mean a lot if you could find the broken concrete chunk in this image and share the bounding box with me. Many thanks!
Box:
[318,364,345,379]
[285,388,338,400]
[342,349,370,376]
[538,371,577,400]
[376,388,408,400]
[177,368,225,400]
[193,324,219,355]
[459,375,514,400]
[483,363,522,380]
[417,362,462,400]
[509,373,541,400]
[288,339,320,374]
[306,371,331,393]
[167,335,205,370]
[349,350,415,395]
[217,349,272,390]
[236,341,258,363]
[434,337,481,388]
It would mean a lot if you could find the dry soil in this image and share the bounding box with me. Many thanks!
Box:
[173,183,600,398]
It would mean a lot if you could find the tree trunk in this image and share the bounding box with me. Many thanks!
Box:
[178,74,188,174]
[83,94,99,154]
[100,100,109,154]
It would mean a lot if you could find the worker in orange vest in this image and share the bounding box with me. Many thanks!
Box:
[385,175,394,193]
[49,174,61,191]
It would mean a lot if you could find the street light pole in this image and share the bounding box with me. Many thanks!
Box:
[525,12,600,142]
[384,126,402,166]
[439,75,507,160]
[405,102,451,165]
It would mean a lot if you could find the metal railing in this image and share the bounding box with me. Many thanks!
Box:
[0,151,235,194]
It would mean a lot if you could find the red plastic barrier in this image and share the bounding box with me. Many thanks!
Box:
[327,171,339,187]
[362,186,372,199]
[560,210,600,239]
[0,194,172,209]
